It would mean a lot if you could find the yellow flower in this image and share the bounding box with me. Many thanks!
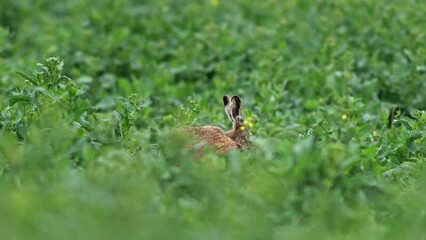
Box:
[341,114,348,120]
[210,0,219,6]
[243,120,248,125]
[248,122,254,128]
[240,126,245,131]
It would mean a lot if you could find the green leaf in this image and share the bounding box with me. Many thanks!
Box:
[9,95,31,106]
[17,72,38,86]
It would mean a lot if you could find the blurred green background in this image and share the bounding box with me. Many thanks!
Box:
[0,0,425,239]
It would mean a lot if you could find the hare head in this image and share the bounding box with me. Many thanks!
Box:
[223,95,249,149]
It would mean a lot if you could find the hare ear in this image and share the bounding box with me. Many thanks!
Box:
[223,95,234,122]
[231,96,242,120]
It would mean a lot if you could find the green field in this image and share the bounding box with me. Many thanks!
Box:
[1,0,426,239]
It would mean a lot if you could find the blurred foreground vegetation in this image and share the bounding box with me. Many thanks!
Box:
[0,0,425,239]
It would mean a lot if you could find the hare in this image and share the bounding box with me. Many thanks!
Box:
[184,95,249,154]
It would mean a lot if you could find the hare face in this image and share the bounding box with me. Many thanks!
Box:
[226,121,249,149]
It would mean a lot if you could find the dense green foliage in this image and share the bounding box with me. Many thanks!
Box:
[1,0,425,239]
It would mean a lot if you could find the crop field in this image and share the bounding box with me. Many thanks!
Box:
[0,0,426,239]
